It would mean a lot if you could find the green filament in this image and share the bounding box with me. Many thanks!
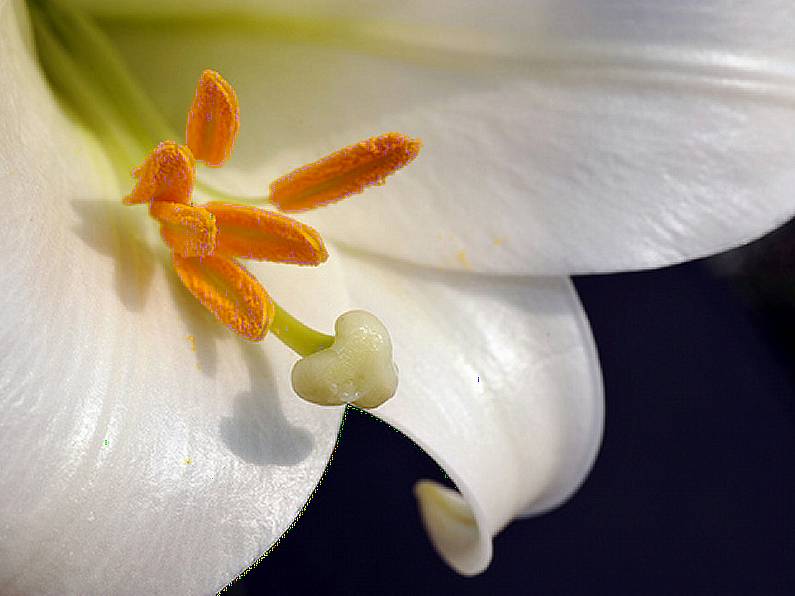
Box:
[194,179,269,206]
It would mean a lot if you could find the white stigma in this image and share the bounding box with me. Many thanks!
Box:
[291,310,398,409]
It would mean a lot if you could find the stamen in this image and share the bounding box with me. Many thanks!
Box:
[123,141,195,205]
[186,70,240,167]
[203,202,328,265]
[172,254,274,341]
[269,132,422,212]
[150,201,217,257]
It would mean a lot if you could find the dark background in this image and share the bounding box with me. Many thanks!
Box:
[226,222,795,596]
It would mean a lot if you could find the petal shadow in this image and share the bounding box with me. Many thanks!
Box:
[71,197,228,376]
[70,198,155,313]
[162,263,225,378]
[220,343,314,466]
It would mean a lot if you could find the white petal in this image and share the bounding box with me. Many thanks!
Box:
[84,1,795,274]
[332,248,604,574]
[0,2,346,592]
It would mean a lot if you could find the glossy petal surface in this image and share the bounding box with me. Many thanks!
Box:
[0,2,345,592]
[84,0,795,274]
[333,248,604,573]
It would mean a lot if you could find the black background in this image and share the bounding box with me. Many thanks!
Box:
[226,223,795,596]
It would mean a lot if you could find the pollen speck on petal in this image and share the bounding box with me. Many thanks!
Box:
[269,132,422,213]
[123,141,195,205]
[172,254,274,341]
[150,201,217,257]
[186,69,240,167]
[204,202,328,265]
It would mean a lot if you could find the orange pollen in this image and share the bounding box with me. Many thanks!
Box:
[120,70,422,343]
[268,132,422,213]
[203,202,328,265]
[149,201,217,258]
[172,254,274,341]
[124,141,195,205]
[186,70,240,168]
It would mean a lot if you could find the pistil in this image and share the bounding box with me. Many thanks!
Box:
[270,303,335,357]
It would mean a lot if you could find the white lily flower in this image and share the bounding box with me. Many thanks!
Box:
[1,0,793,594]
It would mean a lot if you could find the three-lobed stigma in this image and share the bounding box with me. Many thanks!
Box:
[292,310,399,409]
[121,70,417,409]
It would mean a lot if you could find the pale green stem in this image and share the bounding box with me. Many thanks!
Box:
[28,4,143,177]
[270,303,334,357]
[32,0,175,150]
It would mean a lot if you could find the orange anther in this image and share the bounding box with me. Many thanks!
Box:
[172,254,274,341]
[269,132,422,213]
[204,202,328,265]
[124,141,195,205]
[186,70,240,167]
[150,201,217,257]
[121,68,422,344]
